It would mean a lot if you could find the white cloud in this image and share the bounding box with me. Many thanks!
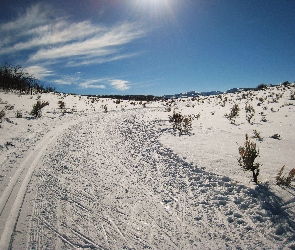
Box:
[25,65,53,79]
[54,74,81,85]
[66,52,141,67]
[0,4,53,32]
[0,4,146,67]
[80,79,106,89]
[109,79,130,91]
[54,79,73,85]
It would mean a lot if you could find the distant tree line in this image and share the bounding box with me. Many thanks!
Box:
[256,81,292,91]
[0,63,55,94]
[84,94,163,102]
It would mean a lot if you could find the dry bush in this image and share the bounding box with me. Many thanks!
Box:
[30,100,49,118]
[0,109,5,123]
[169,111,193,135]
[252,130,263,141]
[245,103,255,124]
[270,107,276,112]
[5,104,14,110]
[238,134,261,184]
[16,110,22,118]
[270,133,281,140]
[193,113,201,120]
[257,84,268,90]
[169,111,183,132]
[276,166,295,187]
[261,116,267,122]
[224,104,240,124]
[58,100,65,109]
[165,107,172,112]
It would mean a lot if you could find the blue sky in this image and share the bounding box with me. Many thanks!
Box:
[0,0,294,96]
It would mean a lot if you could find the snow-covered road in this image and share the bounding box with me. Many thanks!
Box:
[6,108,292,249]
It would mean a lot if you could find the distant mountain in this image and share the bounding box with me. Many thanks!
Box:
[164,87,260,99]
[163,82,295,99]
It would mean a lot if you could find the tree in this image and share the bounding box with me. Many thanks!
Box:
[0,63,48,93]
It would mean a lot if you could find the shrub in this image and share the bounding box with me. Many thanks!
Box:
[224,104,240,124]
[0,109,5,122]
[182,116,192,133]
[282,81,290,86]
[261,116,267,122]
[5,104,14,110]
[245,103,255,124]
[58,100,65,109]
[257,84,268,90]
[290,91,295,100]
[169,111,183,132]
[165,107,172,112]
[16,110,22,118]
[270,133,281,140]
[30,100,49,118]
[276,166,295,187]
[252,130,263,141]
[238,134,261,184]
[169,111,193,135]
[194,113,201,120]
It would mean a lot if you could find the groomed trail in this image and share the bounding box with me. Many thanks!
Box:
[0,114,78,250]
[2,109,294,249]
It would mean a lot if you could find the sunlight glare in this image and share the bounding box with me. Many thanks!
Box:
[132,0,177,20]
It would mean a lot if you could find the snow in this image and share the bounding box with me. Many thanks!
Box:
[0,85,294,249]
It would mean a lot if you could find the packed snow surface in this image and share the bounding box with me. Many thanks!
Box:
[0,85,294,249]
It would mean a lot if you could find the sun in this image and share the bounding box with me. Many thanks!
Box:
[132,0,176,19]
[134,0,172,10]
[136,0,168,5]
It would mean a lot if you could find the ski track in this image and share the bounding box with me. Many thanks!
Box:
[0,115,79,250]
[6,108,295,249]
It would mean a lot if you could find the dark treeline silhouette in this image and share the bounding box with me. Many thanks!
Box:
[0,63,55,94]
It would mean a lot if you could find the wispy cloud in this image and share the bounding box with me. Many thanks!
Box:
[53,75,80,85]
[66,52,141,67]
[80,79,106,89]
[109,79,130,91]
[25,66,54,79]
[54,79,73,85]
[0,4,146,67]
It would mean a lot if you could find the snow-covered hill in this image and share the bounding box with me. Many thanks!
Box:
[0,85,294,249]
